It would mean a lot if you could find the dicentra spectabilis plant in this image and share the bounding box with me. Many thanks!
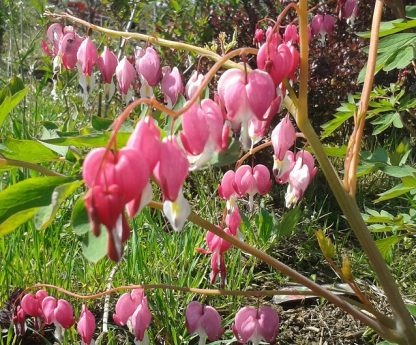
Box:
[42,296,75,341]
[77,305,96,345]
[10,1,416,344]
[233,306,280,344]
[116,56,137,103]
[135,46,162,98]
[185,301,224,344]
[98,46,118,101]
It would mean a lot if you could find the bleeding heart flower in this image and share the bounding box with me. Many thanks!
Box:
[77,37,98,76]
[98,46,118,101]
[218,68,275,149]
[42,297,75,328]
[185,301,224,344]
[271,115,297,161]
[273,150,295,184]
[225,207,241,236]
[233,306,280,344]
[113,289,144,326]
[77,305,96,345]
[253,28,264,46]
[162,188,191,231]
[185,70,205,100]
[161,66,183,108]
[311,14,336,45]
[98,46,118,84]
[116,57,137,102]
[130,294,152,345]
[257,41,292,87]
[77,37,99,102]
[13,306,26,336]
[84,184,130,261]
[59,32,84,70]
[21,290,48,319]
[340,0,358,25]
[285,151,317,208]
[284,24,299,45]
[135,47,161,87]
[153,136,189,202]
[83,147,150,205]
[234,164,272,210]
[46,23,64,56]
[125,116,161,217]
[265,26,282,45]
[218,170,237,201]
[180,99,228,169]
[42,297,75,341]
[296,150,318,180]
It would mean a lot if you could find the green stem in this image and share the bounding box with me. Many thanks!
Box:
[294,0,416,343]
[0,157,66,177]
[297,120,416,344]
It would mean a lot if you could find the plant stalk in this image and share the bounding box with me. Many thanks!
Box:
[148,202,400,342]
[344,0,384,197]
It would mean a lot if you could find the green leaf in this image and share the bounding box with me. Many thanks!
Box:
[71,197,92,235]
[357,19,404,38]
[381,165,416,178]
[402,176,416,188]
[80,228,108,263]
[378,33,416,52]
[34,180,83,230]
[321,108,355,139]
[0,87,29,128]
[209,138,241,167]
[70,197,107,262]
[374,183,414,203]
[383,45,415,72]
[406,5,416,19]
[405,304,416,316]
[91,116,113,131]
[0,138,59,163]
[375,235,402,262]
[0,176,71,235]
[371,113,402,135]
[322,145,347,158]
[362,148,389,163]
[41,132,130,148]
[276,207,302,238]
[358,34,416,83]
[256,208,274,243]
[0,208,40,236]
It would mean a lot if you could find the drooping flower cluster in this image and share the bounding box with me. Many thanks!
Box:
[43,24,186,106]
[15,290,95,345]
[15,291,279,345]
[82,116,192,261]
[257,25,300,88]
[197,164,272,284]
[271,116,317,208]
[42,16,321,292]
